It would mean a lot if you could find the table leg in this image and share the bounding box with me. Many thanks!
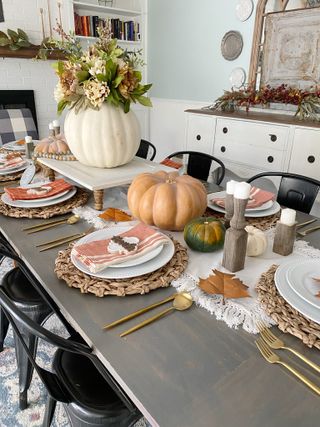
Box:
[42,166,55,181]
[93,189,104,210]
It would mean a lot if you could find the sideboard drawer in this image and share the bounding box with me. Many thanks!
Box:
[186,114,215,154]
[289,128,320,180]
[214,140,285,171]
[215,118,289,151]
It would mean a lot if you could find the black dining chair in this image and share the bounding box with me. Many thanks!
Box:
[247,172,320,214]
[166,151,226,184]
[136,139,157,161]
[0,236,75,410]
[0,286,142,427]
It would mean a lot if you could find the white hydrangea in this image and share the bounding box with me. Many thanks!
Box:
[88,57,106,77]
[84,79,110,109]
[54,82,65,103]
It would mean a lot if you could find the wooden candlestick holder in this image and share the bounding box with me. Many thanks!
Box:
[272,221,297,256]
[222,198,248,272]
[224,193,234,229]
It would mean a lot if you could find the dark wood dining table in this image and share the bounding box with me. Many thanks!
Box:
[0,191,320,427]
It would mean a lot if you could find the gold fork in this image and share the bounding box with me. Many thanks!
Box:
[255,338,320,395]
[257,321,320,374]
[297,225,320,237]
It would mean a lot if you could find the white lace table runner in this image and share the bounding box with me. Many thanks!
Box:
[73,190,320,334]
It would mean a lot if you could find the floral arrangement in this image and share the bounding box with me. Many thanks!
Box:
[213,84,320,121]
[43,25,152,114]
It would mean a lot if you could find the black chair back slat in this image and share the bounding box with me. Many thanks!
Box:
[167,150,226,184]
[136,139,157,161]
[247,172,320,214]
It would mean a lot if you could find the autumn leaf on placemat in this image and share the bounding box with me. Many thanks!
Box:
[99,208,132,222]
[199,269,250,299]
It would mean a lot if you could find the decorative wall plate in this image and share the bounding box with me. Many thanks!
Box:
[221,31,243,61]
[229,67,246,88]
[235,0,254,22]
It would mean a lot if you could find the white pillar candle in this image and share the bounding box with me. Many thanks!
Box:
[49,122,54,130]
[280,208,296,226]
[226,180,237,195]
[52,120,60,127]
[234,182,251,200]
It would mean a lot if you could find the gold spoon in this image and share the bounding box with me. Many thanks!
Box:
[26,215,80,234]
[120,292,193,338]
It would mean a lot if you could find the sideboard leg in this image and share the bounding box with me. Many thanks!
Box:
[93,189,104,210]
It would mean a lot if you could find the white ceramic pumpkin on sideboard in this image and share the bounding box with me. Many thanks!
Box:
[64,103,141,168]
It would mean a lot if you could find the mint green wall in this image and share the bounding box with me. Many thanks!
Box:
[148,0,256,102]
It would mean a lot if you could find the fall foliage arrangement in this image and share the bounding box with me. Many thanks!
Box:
[199,269,250,300]
[43,25,152,114]
[213,84,320,121]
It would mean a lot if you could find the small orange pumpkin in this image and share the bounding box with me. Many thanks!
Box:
[127,171,207,231]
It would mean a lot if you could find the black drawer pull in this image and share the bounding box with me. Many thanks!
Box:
[196,134,201,141]
[222,127,228,134]
[221,146,226,153]
[308,155,315,163]
[267,156,274,163]
[269,134,277,142]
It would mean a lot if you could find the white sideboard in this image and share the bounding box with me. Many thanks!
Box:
[185,109,320,181]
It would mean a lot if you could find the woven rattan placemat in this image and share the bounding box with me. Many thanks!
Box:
[205,208,280,231]
[55,239,188,297]
[256,264,320,349]
[0,188,89,219]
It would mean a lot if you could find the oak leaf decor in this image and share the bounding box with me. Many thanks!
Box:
[199,269,250,299]
[99,207,132,222]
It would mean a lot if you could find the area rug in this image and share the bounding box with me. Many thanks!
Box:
[0,258,148,427]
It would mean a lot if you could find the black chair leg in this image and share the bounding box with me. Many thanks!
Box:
[43,395,57,427]
[0,306,9,352]
[13,309,51,410]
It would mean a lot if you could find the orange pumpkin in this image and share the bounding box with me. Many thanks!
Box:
[127,171,207,231]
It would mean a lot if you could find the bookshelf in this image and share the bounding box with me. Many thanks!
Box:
[72,0,143,42]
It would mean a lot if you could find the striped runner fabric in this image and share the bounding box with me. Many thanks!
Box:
[72,222,170,273]
[4,178,73,201]
[160,158,182,169]
[211,187,276,209]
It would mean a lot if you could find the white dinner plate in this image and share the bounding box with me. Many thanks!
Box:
[0,160,29,175]
[1,186,76,208]
[235,0,254,21]
[286,260,320,309]
[71,226,175,279]
[229,67,246,89]
[3,139,40,152]
[275,261,320,325]
[207,192,280,217]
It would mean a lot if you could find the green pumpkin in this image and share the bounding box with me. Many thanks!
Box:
[184,217,225,252]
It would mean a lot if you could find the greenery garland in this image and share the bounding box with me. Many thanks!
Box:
[213,84,320,121]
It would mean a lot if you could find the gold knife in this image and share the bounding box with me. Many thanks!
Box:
[296,218,317,229]
[39,226,94,252]
[103,293,178,330]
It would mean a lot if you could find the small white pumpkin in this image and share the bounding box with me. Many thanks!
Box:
[245,226,267,257]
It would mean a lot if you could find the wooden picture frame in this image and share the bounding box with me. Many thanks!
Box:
[261,8,320,88]
[0,1,4,22]
[248,0,317,88]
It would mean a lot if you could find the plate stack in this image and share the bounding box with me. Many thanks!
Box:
[275,260,320,325]
[71,225,175,279]
[1,179,76,209]
[208,190,281,218]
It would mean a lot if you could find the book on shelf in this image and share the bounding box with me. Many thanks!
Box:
[74,12,140,41]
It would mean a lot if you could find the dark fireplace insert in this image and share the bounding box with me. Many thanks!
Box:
[0,90,38,132]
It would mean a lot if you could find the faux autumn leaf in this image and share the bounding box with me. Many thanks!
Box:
[199,269,250,299]
[315,292,320,299]
[99,208,132,222]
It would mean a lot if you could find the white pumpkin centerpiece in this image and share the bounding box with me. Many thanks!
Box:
[53,27,152,168]
[245,226,267,257]
[64,103,140,168]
